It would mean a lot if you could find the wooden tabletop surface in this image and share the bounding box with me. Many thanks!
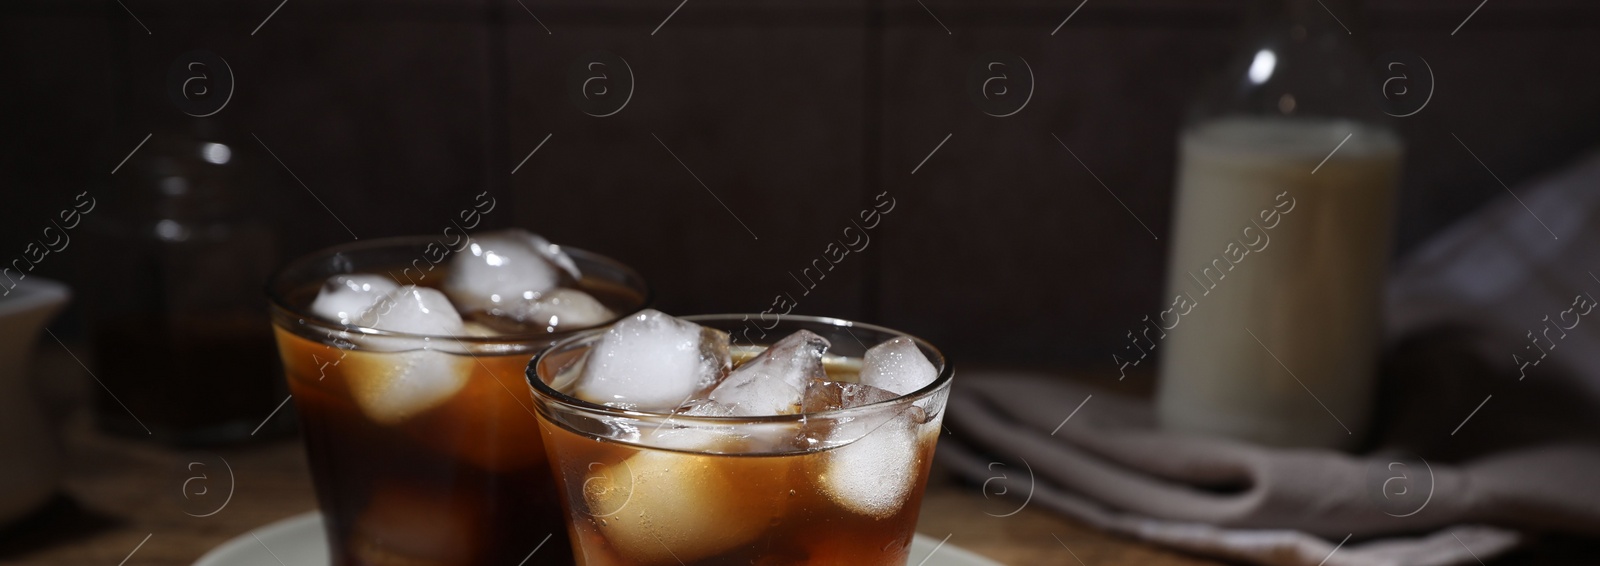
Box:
[0,424,1230,566]
[0,347,1586,565]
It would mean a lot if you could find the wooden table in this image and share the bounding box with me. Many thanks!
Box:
[1,347,1583,565]
[0,426,1229,566]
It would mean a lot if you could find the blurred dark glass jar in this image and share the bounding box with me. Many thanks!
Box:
[83,125,285,445]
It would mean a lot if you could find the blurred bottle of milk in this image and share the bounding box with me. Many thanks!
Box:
[1155,0,1402,450]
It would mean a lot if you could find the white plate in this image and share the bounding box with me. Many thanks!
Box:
[195,511,1000,566]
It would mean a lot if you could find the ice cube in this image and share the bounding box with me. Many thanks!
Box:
[467,288,615,333]
[680,401,735,418]
[442,229,578,316]
[701,330,829,416]
[860,336,938,396]
[343,286,472,424]
[584,449,792,564]
[675,400,813,453]
[309,274,398,325]
[575,309,730,411]
[802,380,899,413]
[355,285,466,336]
[522,288,614,328]
[814,381,923,519]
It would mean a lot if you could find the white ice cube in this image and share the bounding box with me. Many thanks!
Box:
[860,336,938,396]
[442,229,578,316]
[802,380,899,413]
[702,330,828,416]
[575,309,730,410]
[584,449,792,564]
[680,401,735,417]
[494,288,615,331]
[343,286,471,424]
[355,285,466,336]
[819,410,920,519]
[308,274,398,325]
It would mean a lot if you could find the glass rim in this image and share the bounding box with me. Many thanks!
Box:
[266,235,653,344]
[525,313,954,424]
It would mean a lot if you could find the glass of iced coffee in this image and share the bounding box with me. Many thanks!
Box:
[527,311,952,565]
[269,229,648,565]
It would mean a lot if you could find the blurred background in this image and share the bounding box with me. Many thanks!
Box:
[8,0,1599,368]
[4,0,1600,564]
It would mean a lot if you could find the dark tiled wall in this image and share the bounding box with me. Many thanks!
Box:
[3,0,1599,369]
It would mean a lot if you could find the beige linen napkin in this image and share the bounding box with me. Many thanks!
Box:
[941,371,1600,565]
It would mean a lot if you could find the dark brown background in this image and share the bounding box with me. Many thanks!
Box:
[4,0,1599,372]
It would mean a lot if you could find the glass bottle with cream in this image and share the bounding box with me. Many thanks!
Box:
[1155,0,1402,449]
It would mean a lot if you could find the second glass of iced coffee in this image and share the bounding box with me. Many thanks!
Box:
[269,229,648,565]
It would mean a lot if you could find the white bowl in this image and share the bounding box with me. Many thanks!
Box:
[0,276,70,525]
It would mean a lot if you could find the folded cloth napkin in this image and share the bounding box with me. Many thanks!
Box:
[941,151,1600,566]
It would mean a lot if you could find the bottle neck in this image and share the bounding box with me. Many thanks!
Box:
[1186,0,1385,125]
